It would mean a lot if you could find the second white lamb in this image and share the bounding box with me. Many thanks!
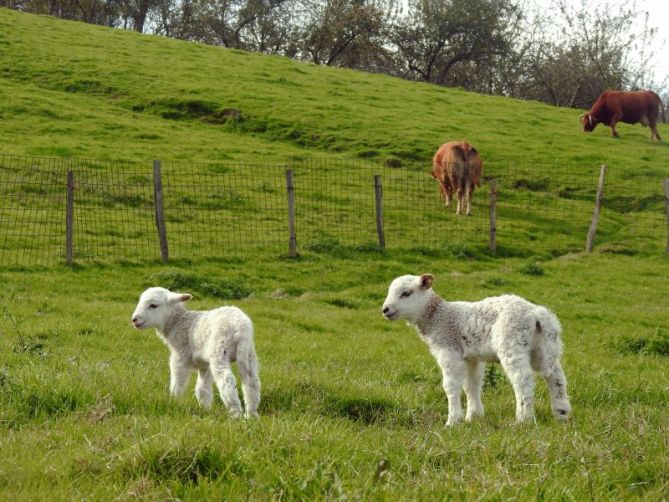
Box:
[382,274,570,425]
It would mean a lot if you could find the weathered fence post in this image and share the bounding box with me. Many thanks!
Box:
[489,179,497,253]
[373,174,386,249]
[66,170,74,266]
[586,164,607,253]
[153,160,169,262]
[286,169,297,257]
[663,178,669,253]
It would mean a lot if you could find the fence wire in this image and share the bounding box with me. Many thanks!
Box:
[0,154,667,267]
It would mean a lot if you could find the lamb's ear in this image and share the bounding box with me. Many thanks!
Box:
[419,274,434,290]
[168,292,192,304]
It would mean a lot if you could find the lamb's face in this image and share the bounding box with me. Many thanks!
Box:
[382,274,434,322]
[131,287,192,331]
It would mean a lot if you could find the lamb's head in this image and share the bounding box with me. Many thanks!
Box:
[382,274,434,323]
[131,287,192,331]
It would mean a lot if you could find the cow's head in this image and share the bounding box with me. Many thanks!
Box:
[579,112,599,132]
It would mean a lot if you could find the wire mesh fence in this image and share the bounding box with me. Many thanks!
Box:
[0,154,667,267]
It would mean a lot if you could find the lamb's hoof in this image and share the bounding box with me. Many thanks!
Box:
[228,409,243,419]
[514,415,536,425]
[245,411,260,420]
[554,409,570,421]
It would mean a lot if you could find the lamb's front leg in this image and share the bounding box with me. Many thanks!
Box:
[438,356,467,426]
[169,352,191,397]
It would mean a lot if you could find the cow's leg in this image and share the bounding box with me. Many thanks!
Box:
[650,122,661,141]
[456,190,463,215]
[465,183,472,216]
[610,112,623,138]
[440,180,451,207]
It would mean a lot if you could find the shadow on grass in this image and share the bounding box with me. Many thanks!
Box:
[260,382,415,427]
[121,444,250,485]
[322,395,401,425]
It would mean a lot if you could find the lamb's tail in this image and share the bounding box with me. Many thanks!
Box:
[237,321,261,418]
[533,306,563,356]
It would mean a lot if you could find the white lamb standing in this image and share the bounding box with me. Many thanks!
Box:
[381,274,571,425]
[131,287,260,419]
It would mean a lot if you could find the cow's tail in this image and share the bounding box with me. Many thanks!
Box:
[651,91,666,123]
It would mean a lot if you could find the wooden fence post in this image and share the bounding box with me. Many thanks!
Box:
[489,179,497,253]
[153,160,169,262]
[374,174,386,249]
[586,164,607,253]
[663,178,669,254]
[286,169,297,257]
[66,170,74,266]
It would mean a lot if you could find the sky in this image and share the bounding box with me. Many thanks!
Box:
[638,0,669,81]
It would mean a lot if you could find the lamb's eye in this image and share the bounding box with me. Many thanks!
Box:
[400,290,412,298]
[149,304,159,309]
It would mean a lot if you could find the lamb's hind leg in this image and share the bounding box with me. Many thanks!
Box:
[210,358,243,418]
[464,360,485,421]
[195,368,214,409]
[543,362,571,421]
[499,354,535,423]
[531,345,571,421]
[237,340,261,419]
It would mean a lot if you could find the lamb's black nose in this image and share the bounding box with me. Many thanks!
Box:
[382,306,389,314]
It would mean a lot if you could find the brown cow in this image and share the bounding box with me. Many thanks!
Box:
[431,141,483,216]
[580,90,665,141]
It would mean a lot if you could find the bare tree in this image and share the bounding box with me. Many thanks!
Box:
[293,0,398,69]
[514,0,660,108]
[391,0,521,86]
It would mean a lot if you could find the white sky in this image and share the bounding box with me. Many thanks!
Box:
[637,0,669,81]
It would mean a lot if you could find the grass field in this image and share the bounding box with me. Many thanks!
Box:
[1,7,668,500]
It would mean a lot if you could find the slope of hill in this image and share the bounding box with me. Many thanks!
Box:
[1,8,667,169]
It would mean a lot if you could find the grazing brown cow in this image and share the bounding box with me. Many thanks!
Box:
[580,90,665,141]
[431,141,483,216]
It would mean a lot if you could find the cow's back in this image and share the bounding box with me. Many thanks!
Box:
[434,142,479,181]
[599,90,660,125]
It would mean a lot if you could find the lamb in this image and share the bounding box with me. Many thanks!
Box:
[131,287,260,419]
[431,141,483,215]
[381,274,571,425]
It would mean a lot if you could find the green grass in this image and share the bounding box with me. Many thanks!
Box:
[0,8,668,500]
[0,255,668,499]
[0,8,667,167]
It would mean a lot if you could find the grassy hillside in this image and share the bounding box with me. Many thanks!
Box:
[0,7,667,168]
[0,8,668,501]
